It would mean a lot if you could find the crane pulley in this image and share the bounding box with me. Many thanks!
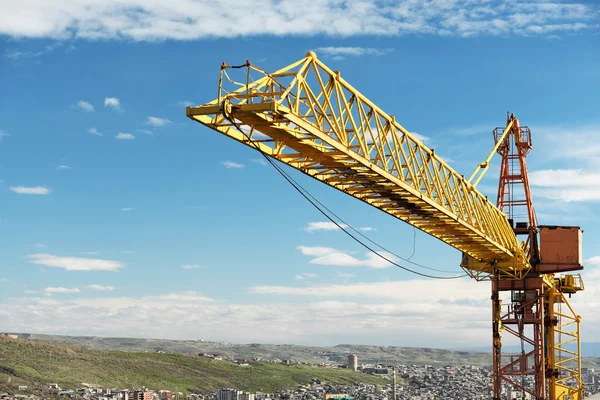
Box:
[186,52,586,400]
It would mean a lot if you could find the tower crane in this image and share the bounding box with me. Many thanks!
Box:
[186,52,586,400]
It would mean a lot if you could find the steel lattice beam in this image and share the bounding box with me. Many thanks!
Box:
[186,52,531,280]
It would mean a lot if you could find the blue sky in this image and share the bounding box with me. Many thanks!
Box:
[1,0,600,348]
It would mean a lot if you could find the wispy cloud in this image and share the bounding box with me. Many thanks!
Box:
[104,97,121,111]
[305,221,374,232]
[530,169,600,202]
[179,101,195,107]
[74,100,94,112]
[222,160,245,169]
[57,165,71,170]
[0,278,7,283]
[120,207,136,212]
[86,284,116,291]
[146,116,171,127]
[116,132,134,140]
[26,254,125,271]
[81,252,98,255]
[295,272,318,280]
[305,221,347,232]
[251,158,268,166]
[527,125,600,203]
[410,132,430,143]
[0,129,10,143]
[88,128,103,136]
[5,42,63,60]
[44,287,81,295]
[10,186,51,195]
[297,246,398,269]
[36,243,47,248]
[2,1,596,40]
[137,129,153,135]
[181,264,202,270]
[336,272,356,278]
[314,47,393,59]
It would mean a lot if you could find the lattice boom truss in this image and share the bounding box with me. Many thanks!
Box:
[186,52,530,280]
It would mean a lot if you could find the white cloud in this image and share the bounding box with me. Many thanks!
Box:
[537,125,600,165]
[0,278,7,283]
[36,243,47,248]
[10,186,51,195]
[137,129,153,135]
[305,221,378,233]
[44,287,81,294]
[314,47,393,58]
[86,284,116,291]
[104,97,121,110]
[586,256,600,266]
[116,132,134,140]
[181,264,202,270]
[57,165,71,170]
[222,160,245,169]
[530,169,600,188]
[410,132,430,143]
[179,101,194,107]
[3,274,598,347]
[251,158,268,166]
[88,127,102,136]
[26,254,125,271]
[251,279,483,302]
[295,272,318,280]
[0,129,10,143]
[0,1,596,40]
[81,252,98,255]
[0,283,488,347]
[74,100,94,112]
[530,169,600,202]
[5,42,62,59]
[336,272,355,278]
[146,116,171,127]
[297,246,338,257]
[305,221,347,232]
[120,207,136,211]
[297,246,398,269]
[120,250,136,254]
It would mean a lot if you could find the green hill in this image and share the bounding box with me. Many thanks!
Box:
[0,337,385,394]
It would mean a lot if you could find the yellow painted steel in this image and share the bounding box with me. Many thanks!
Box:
[186,52,530,280]
[546,286,584,400]
[467,120,514,188]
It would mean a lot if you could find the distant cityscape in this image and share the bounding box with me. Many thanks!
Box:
[3,351,599,400]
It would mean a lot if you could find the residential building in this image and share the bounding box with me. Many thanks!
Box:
[132,390,153,400]
[217,389,238,400]
[238,392,254,400]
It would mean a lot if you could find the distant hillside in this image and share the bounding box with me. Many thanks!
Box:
[462,342,600,358]
[0,336,385,394]
[8,333,600,371]
[12,333,494,366]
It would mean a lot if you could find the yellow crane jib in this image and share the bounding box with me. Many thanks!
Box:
[186,51,531,280]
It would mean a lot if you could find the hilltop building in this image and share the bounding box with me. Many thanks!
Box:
[347,354,358,372]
